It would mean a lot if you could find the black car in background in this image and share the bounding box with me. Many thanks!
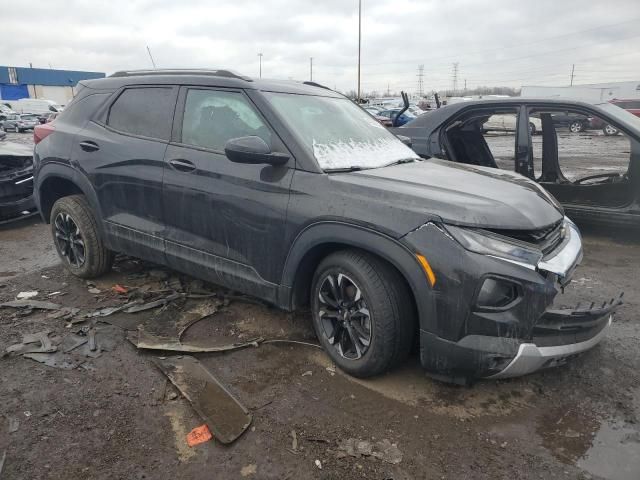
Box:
[394,98,640,229]
[550,111,592,133]
[33,71,616,382]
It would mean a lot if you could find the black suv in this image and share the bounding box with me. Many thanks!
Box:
[33,70,617,381]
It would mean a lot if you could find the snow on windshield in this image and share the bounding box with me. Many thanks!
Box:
[266,92,418,170]
[312,137,417,170]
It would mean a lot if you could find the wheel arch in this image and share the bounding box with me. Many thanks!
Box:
[280,222,435,331]
[36,164,104,232]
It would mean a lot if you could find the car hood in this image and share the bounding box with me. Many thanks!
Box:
[334,159,564,230]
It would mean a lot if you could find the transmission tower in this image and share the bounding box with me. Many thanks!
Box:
[452,62,459,95]
[417,64,424,97]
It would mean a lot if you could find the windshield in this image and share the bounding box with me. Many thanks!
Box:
[598,103,640,131]
[264,92,418,170]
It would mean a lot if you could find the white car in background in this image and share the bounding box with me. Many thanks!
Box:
[483,113,542,135]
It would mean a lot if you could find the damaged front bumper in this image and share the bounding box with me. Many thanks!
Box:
[0,143,36,223]
[403,217,622,380]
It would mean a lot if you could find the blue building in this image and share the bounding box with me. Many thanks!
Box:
[0,66,105,105]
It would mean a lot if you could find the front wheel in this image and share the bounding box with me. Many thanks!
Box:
[529,122,536,135]
[603,124,619,136]
[50,195,113,278]
[310,250,415,377]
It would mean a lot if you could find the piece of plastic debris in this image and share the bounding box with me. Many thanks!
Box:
[112,284,128,294]
[291,430,298,451]
[23,411,31,417]
[153,356,252,444]
[6,331,57,355]
[47,291,63,297]
[240,464,257,477]
[186,424,213,447]
[8,416,19,433]
[326,365,336,375]
[88,288,101,294]
[315,459,322,470]
[17,291,38,299]
[301,370,313,377]
[0,300,61,310]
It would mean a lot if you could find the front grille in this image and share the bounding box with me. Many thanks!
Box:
[489,220,564,255]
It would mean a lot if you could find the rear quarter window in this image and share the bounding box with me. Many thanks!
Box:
[107,87,175,140]
[56,93,111,128]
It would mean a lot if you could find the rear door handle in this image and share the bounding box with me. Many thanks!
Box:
[79,140,100,152]
[169,159,196,172]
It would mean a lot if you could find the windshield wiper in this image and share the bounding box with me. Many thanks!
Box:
[324,166,365,173]
[382,158,418,168]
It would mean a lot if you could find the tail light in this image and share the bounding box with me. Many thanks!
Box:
[34,123,55,144]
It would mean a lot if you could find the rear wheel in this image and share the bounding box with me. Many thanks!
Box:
[310,250,415,377]
[603,124,619,136]
[569,121,583,133]
[50,195,113,278]
[528,122,536,135]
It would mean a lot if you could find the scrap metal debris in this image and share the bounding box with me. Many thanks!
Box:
[123,292,184,313]
[153,356,252,444]
[337,438,403,464]
[132,326,262,353]
[0,300,61,310]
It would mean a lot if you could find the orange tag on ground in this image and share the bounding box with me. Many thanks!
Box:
[112,284,128,294]
[187,424,213,447]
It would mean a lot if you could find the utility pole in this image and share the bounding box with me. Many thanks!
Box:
[570,64,575,86]
[464,79,467,93]
[452,62,459,95]
[146,45,156,68]
[357,0,362,103]
[387,83,390,96]
[417,64,424,98]
[258,53,263,78]
[310,57,313,81]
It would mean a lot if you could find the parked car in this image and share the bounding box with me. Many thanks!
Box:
[483,113,542,135]
[0,134,36,223]
[589,99,640,135]
[550,112,592,133]
[2,113,39,132]
[33,70,616,382]
[38,112,59,124]
[5,98,64,115]
[377,108,416,126]
[394,98,640,228]
[363,106,383,115]
[0,103,17,123]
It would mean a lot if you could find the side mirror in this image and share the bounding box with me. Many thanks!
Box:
[224,136,289,166]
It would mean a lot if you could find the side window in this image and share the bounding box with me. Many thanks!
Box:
[107,87,175,140]
[529,108,631,182]
[181,89,271,151]
[480,110,519,170]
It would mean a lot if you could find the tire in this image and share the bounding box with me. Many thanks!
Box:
[310,249,416,378]
[528,122,536,135]
[603,124,619,136]
[50,195,113,278]
[569,121,583,133]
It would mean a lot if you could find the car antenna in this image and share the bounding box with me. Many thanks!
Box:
[393,91,410,127]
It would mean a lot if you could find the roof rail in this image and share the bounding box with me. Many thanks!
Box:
[109,69,253,82]
[303,81,332,91]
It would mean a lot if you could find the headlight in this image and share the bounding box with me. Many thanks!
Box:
[444,224,543,268]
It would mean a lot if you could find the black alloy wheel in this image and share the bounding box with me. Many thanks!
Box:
[54,212,86,267]
[317,272,372,360]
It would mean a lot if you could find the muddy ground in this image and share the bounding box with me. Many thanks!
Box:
[1,131,639,480]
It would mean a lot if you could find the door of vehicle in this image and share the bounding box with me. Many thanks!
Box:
[162,87,294,301]
[71,85,178,262]
[526,105,637,210]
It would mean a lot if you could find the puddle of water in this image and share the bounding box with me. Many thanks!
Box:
[308,350,533,418]
[577,421,640,480]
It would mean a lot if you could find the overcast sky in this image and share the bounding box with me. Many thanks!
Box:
[1,0,639,94]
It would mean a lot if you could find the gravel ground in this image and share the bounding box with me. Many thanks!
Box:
[1,131,639,480]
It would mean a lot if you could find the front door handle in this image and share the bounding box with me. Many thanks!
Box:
[79,140,100,152]
[169,159,196,172]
